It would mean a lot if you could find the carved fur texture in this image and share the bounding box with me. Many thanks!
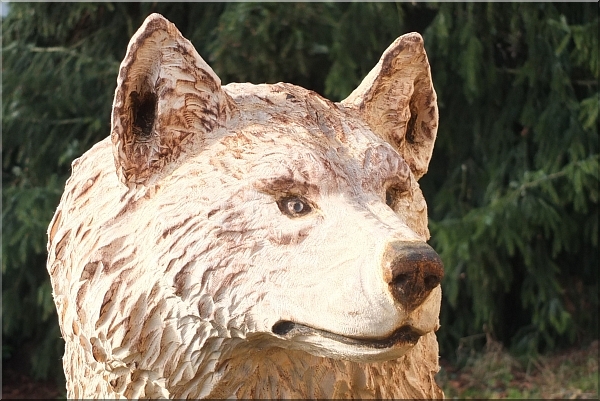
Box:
[47,13,443,399]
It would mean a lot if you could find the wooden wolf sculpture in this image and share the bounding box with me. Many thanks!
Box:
[47,13,444,399]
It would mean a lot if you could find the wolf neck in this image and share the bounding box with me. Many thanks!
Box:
[176,333,443,399]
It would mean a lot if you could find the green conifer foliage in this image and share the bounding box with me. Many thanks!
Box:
[2,2,597,383]
[420,2,598,355]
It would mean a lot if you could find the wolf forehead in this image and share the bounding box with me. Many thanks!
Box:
[213,81,414,193]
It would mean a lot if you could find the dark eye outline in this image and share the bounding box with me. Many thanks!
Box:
[277,195,313,217]
[385,185,409,210]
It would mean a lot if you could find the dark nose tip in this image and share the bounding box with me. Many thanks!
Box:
[384,241,444,312]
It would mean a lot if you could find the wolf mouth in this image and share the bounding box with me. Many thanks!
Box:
[271,321,423,349]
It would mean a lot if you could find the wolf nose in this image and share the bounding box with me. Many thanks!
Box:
[384,241,444,312]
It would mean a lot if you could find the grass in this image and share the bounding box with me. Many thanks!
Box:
[436,338,599,399]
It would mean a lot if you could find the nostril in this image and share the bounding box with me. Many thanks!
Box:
[424,274,441,291]
[392,273,410,287]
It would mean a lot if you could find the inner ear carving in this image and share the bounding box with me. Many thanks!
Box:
[341,33,438,180]
[406,104,418,145]
[130,90,157,139]
[111,13,234,189]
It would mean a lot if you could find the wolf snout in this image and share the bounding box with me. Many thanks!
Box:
[384,241,444,312]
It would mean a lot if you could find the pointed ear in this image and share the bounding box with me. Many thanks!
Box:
[341,33,438,180]
[111,13,233,188]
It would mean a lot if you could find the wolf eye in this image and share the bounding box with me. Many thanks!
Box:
[386,189,394,207]
[277,196,312,217]
[385,185,408,209]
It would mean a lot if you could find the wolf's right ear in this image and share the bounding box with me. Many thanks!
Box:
[111,13,233,188]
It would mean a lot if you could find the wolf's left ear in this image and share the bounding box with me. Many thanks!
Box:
[111,13,233,188]
[341,33,438,180]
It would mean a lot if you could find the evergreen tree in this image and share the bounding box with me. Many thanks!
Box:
[421,3,598,356]
[2,2,597,384]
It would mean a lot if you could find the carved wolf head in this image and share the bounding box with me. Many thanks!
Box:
[48,13,443,399]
